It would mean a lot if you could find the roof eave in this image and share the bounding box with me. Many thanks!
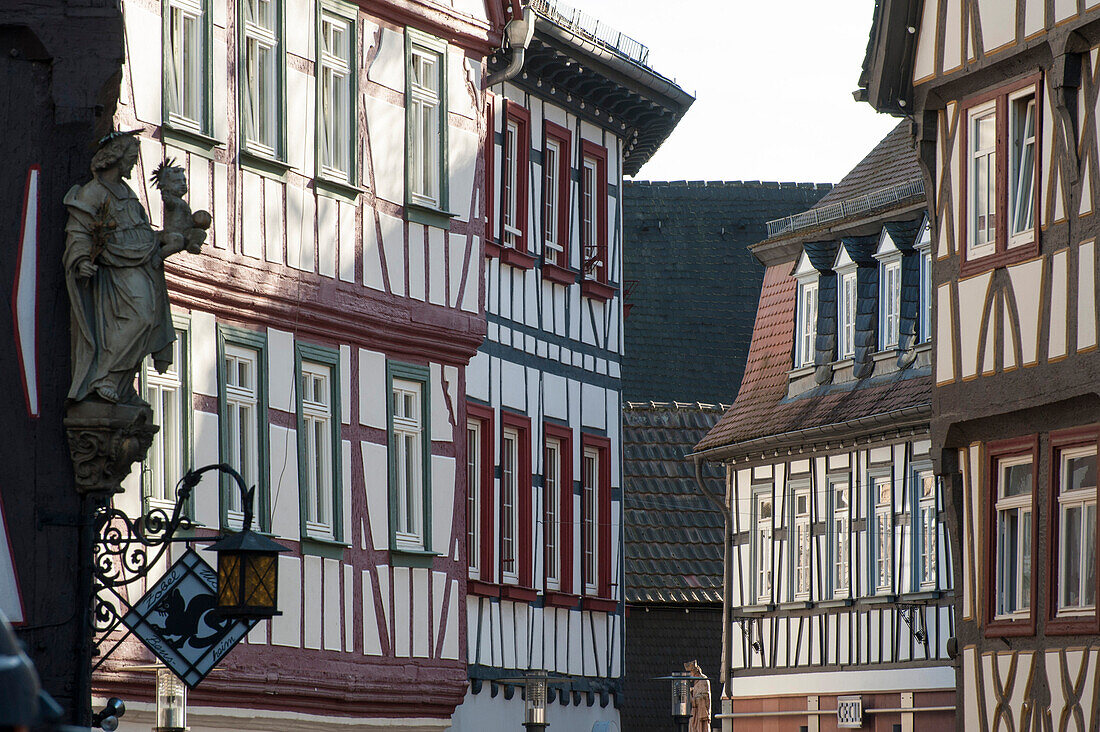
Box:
[858,0,922,115]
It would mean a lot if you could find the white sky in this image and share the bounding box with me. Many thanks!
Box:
[571,0,900,185]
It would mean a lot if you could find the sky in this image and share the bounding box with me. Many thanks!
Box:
[571,0,900,185]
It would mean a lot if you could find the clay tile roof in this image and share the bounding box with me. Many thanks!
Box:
[622,402,727,604]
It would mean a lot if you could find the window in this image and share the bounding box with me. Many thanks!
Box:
[143,326,189,513]
[920,246,932,343]
[797,280,818,368]
[580,141,608,283]
[501,104,530,250]
[872,474,892,594]
[754,492,773,603]
[406,29,447,212]
[881,259,901,349]
[466,404,494,583]
[1055,445,1096,616]
[543,122,571,267]
[467,418,482,577]
[963,77,1040,269]
[318,2,355,181]
[915,469,937,590]
[165,0,210,133]
[994,452,1034,620]
[296,345,341,543]
[838,270,856,359]
[581,434,611,599]
[583,446,599,595]
[544,438,562,591]
[792,484,811,600]
[387,362,431,554]
[218,326,269,532]
[501,426,520,583]
[831,479,850,597]
[241,0,283,158]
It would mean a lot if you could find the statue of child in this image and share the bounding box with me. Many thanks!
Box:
[151,159,211,257]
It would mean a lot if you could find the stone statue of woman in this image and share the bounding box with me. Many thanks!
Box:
[685,660,710,732]
[63,130,198,405]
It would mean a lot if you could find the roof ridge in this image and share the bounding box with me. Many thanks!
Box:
[625,180,834,190]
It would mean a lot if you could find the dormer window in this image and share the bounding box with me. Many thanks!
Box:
[875,226,904,351]
[833,246,857,360]
[793,251,819,368]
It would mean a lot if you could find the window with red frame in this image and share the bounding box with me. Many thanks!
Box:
[987,436,1038,636]
[581,434,611,603]
[466,403,493,586]
[543,423,573,596]
[1049,427,1098,633]
[542,122,571,267]
[961,74,1040,274]
[500,412,532,589]
[501,103,530,251]
[580,141,608,283]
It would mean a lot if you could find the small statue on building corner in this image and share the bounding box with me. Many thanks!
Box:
[685,660,710,732]
[62,129,209,494]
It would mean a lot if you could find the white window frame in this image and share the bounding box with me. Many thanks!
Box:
[830,479,850,597]
[1008,87,1037,249]
[543,139,562,259]
[224,344,260,530]
[995,454,1033,619]
[915,468,937,590]
[581,156,600,276]
[165,0,208,133]
[872,473,893,595]
[300,361,335,540]
[918,225,932,343]
[544,438,562,591]
[407,30,446,210]
[583,446,600,595]
[241,0,281,157]
[881,259,901,350]
[393,378,425,551]
[838,269,857,359]
[501,427,520,584]
[797,280,818,368]
[318,3,355,181]
[467,419,482,579]
[754,491,773,603]
[1056,445,1097,616]
[502,118,522,247]
[144,328,187,513]
[792,483,811,600]
[967,100,997,261]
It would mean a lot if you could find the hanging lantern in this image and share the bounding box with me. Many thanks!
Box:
[155,668,187,732]
[205,528,289,619]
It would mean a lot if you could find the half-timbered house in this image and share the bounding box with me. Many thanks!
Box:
[91,0,509,729]
[692,124,956,730]
[861,2,1100,729]
[455,2,692,730]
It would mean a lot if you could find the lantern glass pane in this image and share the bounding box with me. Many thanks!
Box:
[218,553,241,608]
[672,677,690,716]
[243,553,277,608]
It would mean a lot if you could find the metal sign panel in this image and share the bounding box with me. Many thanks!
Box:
[837,695,863,728]
[122,549,253,688]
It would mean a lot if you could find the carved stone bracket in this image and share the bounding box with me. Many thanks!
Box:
[64,400,157,494]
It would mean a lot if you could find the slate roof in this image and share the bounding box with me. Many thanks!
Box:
[622,402,728,604]
[809,120,921,211]
[622,180,832,404]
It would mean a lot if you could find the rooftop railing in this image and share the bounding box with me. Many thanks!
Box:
[765,178,925,239]
[527,0,651,66]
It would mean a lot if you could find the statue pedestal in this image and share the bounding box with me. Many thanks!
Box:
[64,400,157,494]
